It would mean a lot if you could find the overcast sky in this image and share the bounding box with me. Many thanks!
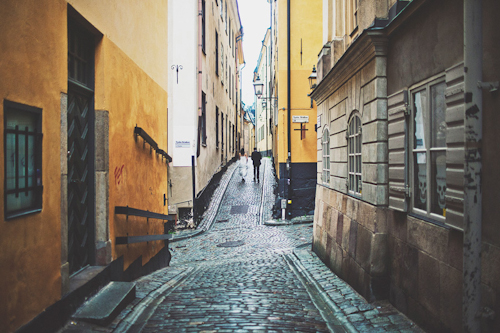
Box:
[238,0,271,107]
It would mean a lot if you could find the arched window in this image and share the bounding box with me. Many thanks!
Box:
[322,128,330,184]
[347,114,362,196]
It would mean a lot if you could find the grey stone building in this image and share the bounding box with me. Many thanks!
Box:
[311,0,500,331]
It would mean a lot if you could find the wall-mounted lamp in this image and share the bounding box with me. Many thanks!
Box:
[308,65,317,90]
[171,65,183,84]
[478,81,499,93]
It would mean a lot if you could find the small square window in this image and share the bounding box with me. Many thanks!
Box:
[4,100,43,219]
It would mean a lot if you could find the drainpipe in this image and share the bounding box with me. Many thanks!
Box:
[196,0,203,157]
[286,0,291,218]
[463,0,483,332]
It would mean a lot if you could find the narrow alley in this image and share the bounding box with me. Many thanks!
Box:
[60,159,422,333]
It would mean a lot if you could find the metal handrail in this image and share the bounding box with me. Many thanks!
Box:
[115,206,174,221]
[115,206,175,245]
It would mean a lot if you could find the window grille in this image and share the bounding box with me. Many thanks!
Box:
[201,92,207,145]
[4,101,43,219]
[215,31,219,76]
[347,114,362,196]
[202,0,206,53]
[322,128,330,184]
[216,107,219,148]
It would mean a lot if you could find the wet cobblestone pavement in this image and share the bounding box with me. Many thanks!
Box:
[60,159,424,333]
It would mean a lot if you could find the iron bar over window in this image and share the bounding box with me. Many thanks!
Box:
[322,128,330,184]
[4,101,43,219]
[347,114,362,196]
[201,91,207,145]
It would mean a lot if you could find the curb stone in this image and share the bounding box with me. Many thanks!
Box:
[168,163,238,243]
[264,215,314,226]
[291,247,425,333]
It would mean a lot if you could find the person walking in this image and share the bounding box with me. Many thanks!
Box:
[251,148,262,182]
[238,148,248,182]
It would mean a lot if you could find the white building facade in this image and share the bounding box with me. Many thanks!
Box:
[168,0,244,219]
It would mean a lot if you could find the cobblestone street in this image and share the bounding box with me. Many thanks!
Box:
[60,159,423,333]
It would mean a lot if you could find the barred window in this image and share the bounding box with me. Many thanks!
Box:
[221,113,224,151]
[221,44,224,85]
[322,128,330,184]
[216,106,219,149]
[347,114,362,196]
[201,0,206,53]
[4,100,43,219]
[201,91,207,146]
[215,30,219,76]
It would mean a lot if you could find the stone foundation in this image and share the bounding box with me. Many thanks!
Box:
[313,184,500,332]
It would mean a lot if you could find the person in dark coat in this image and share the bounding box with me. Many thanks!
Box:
[251,148,262,182]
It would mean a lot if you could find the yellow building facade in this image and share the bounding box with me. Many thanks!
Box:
[272,0,323,218]
[0,1,171,331]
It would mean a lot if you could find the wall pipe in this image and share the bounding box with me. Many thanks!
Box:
[286,0,291,215]
[262,42,269,157]
[463,0,483,331]
[196,0,203,158]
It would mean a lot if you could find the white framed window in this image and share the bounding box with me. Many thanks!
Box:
[410,77,447,221]
[347,113,361,196]
[322,128,330,184]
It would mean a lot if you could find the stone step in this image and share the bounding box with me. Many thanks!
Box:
[72,281,136,326]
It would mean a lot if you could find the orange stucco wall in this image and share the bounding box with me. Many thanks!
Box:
[275,0,322,165]
[66,0,170,268]
[0,0,67,331]
[0,1,170,331]
[100,37,170,268]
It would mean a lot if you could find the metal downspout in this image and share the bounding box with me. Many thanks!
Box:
[196,0,203,158]
[286,0,291,216]
[463,0,483,331]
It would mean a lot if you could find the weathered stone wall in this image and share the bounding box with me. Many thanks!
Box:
[313,185,389,302]
[314,183,500,332]
[314,0,500,332]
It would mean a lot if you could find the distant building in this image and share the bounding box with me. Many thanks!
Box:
[254,29,272,157]
[312,0,500,331]
[271,0,323,218]
[167,0,244,222]
[242,105,256,155]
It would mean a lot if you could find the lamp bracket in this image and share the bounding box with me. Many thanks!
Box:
[477,81,499,93]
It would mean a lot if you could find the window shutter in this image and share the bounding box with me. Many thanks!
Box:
[388,89,409,212]
[444,63,465,230]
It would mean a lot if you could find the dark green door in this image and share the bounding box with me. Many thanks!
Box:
[67,21,95,274]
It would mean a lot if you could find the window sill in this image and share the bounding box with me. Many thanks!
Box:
[408,212,451,230]
[347,191,362,200]
[350,26,358,38]
[6,208,42,221]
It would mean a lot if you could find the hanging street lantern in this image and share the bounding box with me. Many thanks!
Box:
[308,65,317,90]
[253,75,264,97]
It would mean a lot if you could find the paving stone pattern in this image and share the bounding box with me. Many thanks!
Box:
[59,158,423,333]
